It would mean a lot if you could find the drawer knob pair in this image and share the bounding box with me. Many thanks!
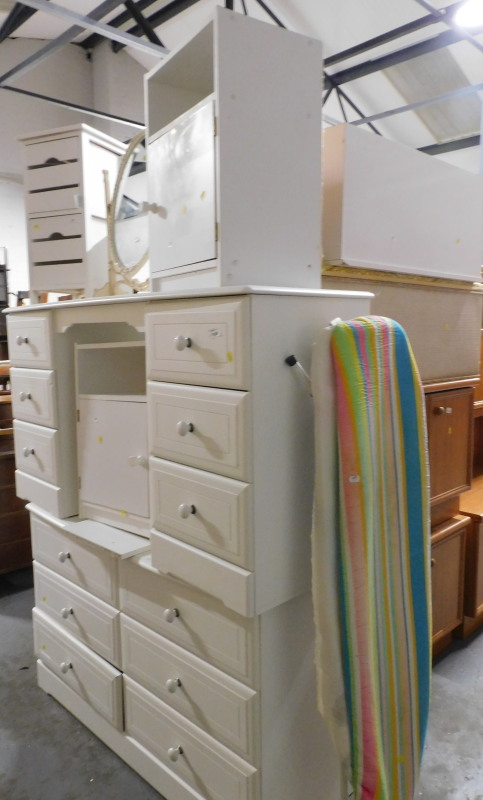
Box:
[163,607,180,624]
[166,677,182,693]
[167,746,184,762]
[16,335,29,346]
[177,420,194,436]
[23,447,35,457]
[174,335,192,351]
[178,503,196,519]
[19,391,32,402]
[58,551,71,563]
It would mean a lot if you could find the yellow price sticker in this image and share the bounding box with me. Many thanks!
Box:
[227,351,233,363]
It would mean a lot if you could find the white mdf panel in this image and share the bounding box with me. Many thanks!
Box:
[37,661,224,800]
[23,134,80,168]
[146,297,250,390]
[148,382,251,480]
[30,511,120,606]
[13,420,60,486]
[10,368,57,428]
[34,609,123,729]
[146,8,322,291]
[121,614,259,762]
[78,396,149,528]
[323,123,483,281]
[34,562,121,668]
[150,531,254,617]
[150,458,253,568]
[16,470,72,519]
[124,677,259,800]
[120,554,257,686]
[7,314,52,368]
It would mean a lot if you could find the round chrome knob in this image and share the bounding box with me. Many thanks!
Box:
[16,335,29,346]
[167,746,183,762]
[166,677,182,694]
[163,608,179,624]
[178,503,196,519]
[58,551,71,563]
[174,335,192,351]
[19,391,32,402]
[22,447,35,457]
[176,420,194,436]
[60,661,72,674]
[61,607,73,619]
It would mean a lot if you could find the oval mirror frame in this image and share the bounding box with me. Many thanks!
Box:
[107,131,149,291]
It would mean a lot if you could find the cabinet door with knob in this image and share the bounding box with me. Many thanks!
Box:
[431,515,469,646]
[426,387,473,503]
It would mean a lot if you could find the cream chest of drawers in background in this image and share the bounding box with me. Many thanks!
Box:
[19,124,126,299]
[6,286,371,800]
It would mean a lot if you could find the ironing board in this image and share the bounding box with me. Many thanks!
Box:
[312,316,431,800]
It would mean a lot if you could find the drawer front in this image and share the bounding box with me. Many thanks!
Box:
[150,457,253,568]
[26,160,79,193]
[124,677,258,800]
[14,420,60,485]
[150,531,254,617]
[27,187,82,215]
[29,212,82,243]
[121,615,258,761]
[34,562,121,667]
[15,470,76,520]
[10,368,57,428]
[7,314,52,369]
[30,511,118,605]
[33,608,123,729]
[148,382,251,481]
[146,298,250,389]
[24,136,80,169]
[30,235,84,265]
[120,555,257,686]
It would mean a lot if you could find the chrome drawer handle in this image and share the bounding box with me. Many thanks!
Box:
[19,391,32,402]
[163,607,179,624]
[176,420,194,436]
[178,503,196,519]
[61,607,74,619]
[58,551,71,563]
[16,335,29,346]
[174,335,192,351]
[166,677,182,694]
[60,661,72,674]
[22,447,35,457]
[167,746,183,762]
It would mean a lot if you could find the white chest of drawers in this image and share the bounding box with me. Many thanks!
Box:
[19,124,126,298]
[6,286,371,800]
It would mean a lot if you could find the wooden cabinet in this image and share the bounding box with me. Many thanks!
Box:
[0,384,31,574]
[19,124,125,298]
[6,287,371,800]
[430,515,469,652]
[426,386,473,504]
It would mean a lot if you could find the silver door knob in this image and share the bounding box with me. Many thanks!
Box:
[177,420,194,436]
[58,551,71,563]
[174,335,192,351]
[16,335,29,345]
[166,678,182,693]
[19,391,32,402]
[60,661,72,674]
[61,607,73,619]
[163,608,179,623]
[167,746,183,762]
[22,447,35,457]
[178,503,196,519]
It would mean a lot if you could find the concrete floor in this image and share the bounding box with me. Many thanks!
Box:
[2,567,483,800]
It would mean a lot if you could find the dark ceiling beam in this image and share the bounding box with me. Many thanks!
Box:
[1,83,144,128]
[81,0,188,52]
[123,0,164,46]
[110,0,202,52]
[0,2,39,44]
[324,27,481,89]
[418,134,480,155]
[325,0,466,67]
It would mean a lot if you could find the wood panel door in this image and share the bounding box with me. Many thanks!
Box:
[426,387,473,503]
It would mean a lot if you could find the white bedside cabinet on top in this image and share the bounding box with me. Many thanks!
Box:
[19,124,126,298]
[6,286,372,800]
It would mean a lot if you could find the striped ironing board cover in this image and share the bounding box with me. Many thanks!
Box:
[330,316,431,800]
